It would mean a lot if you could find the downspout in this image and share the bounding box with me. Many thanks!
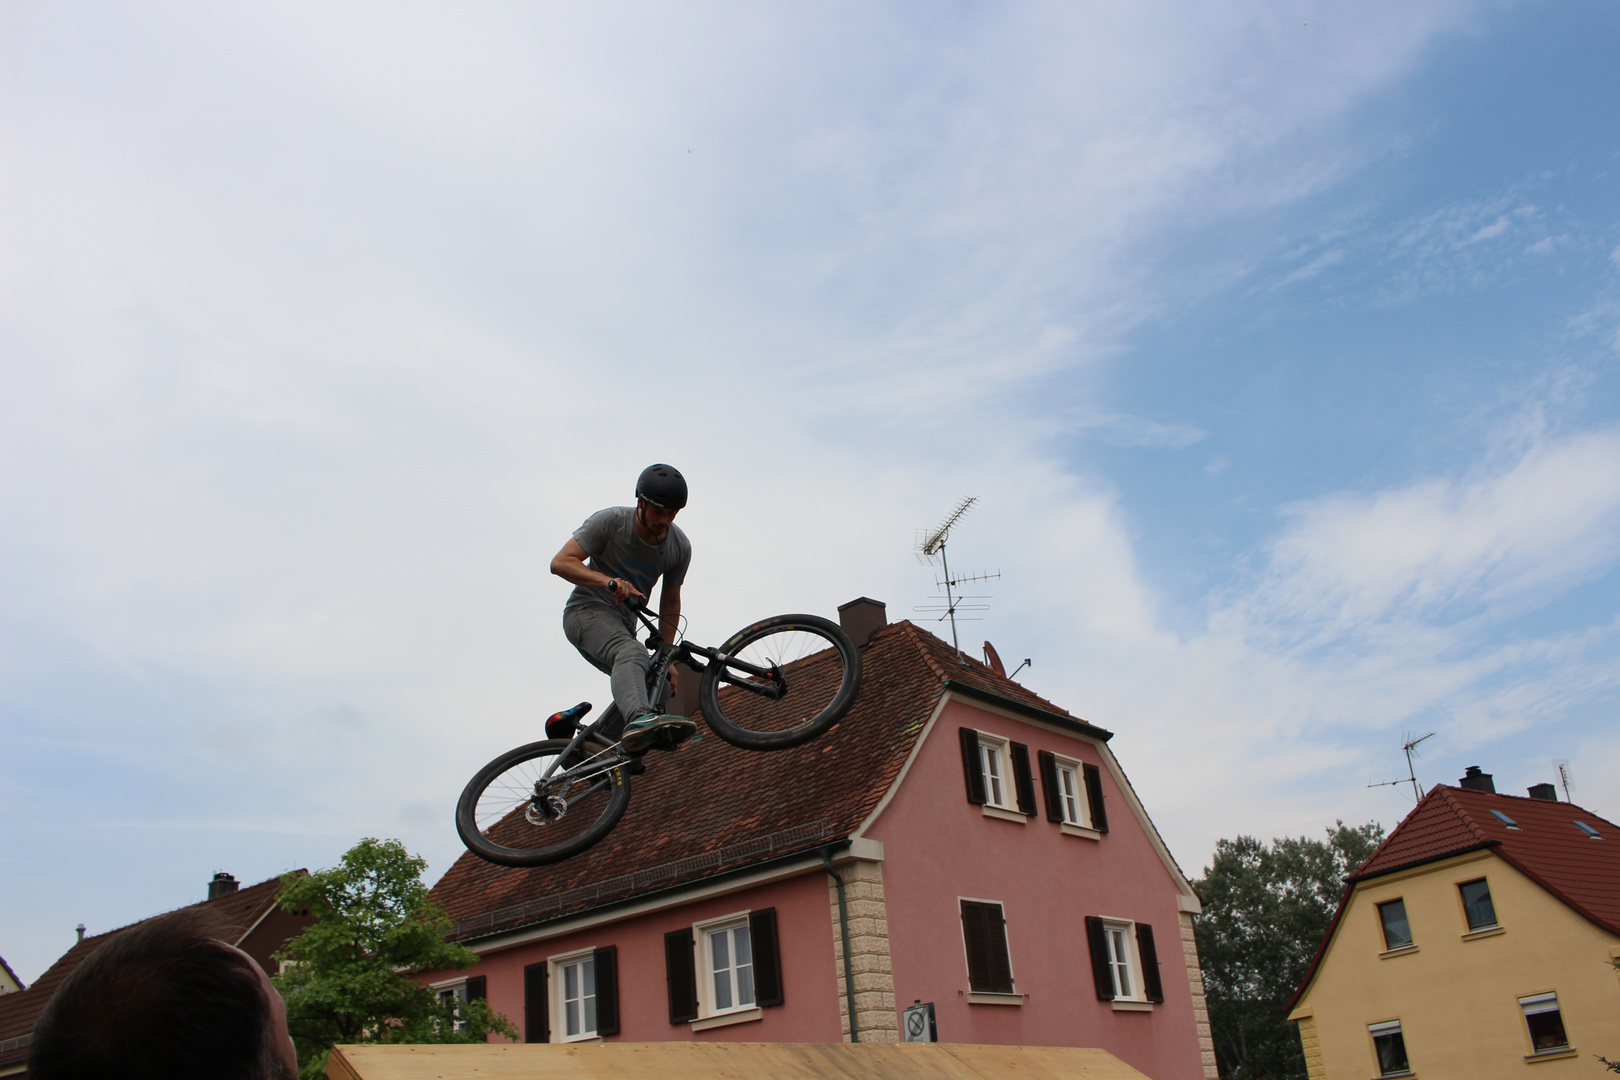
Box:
[821,847,859,1043]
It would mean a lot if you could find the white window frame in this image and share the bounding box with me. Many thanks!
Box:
[548,947,600,1043]
[1050,754,1092,828]
[430,977,470,1034]
[1097,917,1147,1006]
[977,732,1013,810]
[693,911,758,1021]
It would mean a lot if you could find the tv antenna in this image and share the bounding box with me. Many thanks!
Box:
[1553,760,1575,802]
[1367,731,1435,804]
[914,497,999,658]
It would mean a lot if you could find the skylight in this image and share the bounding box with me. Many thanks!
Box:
[1574,821,1602,838]
[1489,810,1520,829]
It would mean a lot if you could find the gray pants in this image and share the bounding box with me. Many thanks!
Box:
[563,604,652,724]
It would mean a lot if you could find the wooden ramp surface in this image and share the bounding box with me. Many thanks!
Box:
[326,1042,1154,1080]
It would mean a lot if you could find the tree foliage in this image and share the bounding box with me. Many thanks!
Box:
[1194,821,1384,1080]
[272,838,516,1079]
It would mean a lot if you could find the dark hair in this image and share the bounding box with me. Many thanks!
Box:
[30,908,294,1080]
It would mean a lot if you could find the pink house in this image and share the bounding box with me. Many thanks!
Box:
[424,599,1216,1080]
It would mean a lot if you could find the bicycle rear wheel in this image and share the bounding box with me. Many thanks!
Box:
[698,613,862,751]
[456,738,631,867]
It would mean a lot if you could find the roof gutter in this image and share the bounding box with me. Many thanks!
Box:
[1345,841,1499,884]
[940,680,1114,742]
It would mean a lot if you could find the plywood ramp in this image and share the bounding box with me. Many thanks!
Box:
[326,1042,1154,1080]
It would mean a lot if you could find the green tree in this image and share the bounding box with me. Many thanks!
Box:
[272,838,516,1079]
[1194,821,1384,1080]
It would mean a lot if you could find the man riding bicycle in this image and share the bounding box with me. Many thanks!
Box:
[549,464,699,754]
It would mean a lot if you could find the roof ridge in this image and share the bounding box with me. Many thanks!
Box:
[897,621,954,684]
[1434,786,1494,844]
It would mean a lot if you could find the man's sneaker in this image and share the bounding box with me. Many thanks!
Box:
[621,712,697,753]
[546,702,592,740]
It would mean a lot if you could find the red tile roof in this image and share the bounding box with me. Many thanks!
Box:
[1289,784,1620,1010]
[1350,785,1620,934]
[0,875,292,1068]
[432,619,1102,942]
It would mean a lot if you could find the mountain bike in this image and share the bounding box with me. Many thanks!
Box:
[455,601,862,868]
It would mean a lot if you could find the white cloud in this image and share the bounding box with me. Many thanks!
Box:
[16,0,1606,982]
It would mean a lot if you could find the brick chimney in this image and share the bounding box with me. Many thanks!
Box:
[837,597,887,648]
[1527,783,1558,801]
[208,872,239,900]
[1458,766,1496,793]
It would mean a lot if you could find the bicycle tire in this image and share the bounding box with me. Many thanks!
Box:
[698,613,862,751]
[455,738,631,867]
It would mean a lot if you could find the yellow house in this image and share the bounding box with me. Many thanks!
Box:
[1287,769,1620,1079]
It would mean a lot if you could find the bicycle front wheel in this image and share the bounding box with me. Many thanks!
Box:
[455,738,631,867]
[699,614,862,751]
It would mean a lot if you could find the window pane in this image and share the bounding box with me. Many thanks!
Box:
[1107,928,1132,999]
[1524,1006,1569,1051]
[584,992,597,1035]
[1060,768,1079,823]
[734,926,752,967]
[1378,900,1413,949]
[565,964,578,999]
[1459,880,1496,930]
[1373,1030,1409,1075]
[711,928,734,1011]
[737,959,756,1007]
[983,745,1004,805]
[583,959,596,998]
[713,968,732,1011]
[566,998,580,1037]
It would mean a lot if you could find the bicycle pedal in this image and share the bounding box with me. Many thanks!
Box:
[626,756,647,776]
[652,720,697,751]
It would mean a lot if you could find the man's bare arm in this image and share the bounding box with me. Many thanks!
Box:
[659,582,682,642]
[550,538,644,604]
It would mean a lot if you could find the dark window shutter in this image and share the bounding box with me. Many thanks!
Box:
[1085,916,1114,1000]
[1037,750,1063,822]
[959,728,985,805]
[523,962,549,1043]
[465,975,486,1000]
[593,946,620,1036]
[749,907,784,1007]
[664,927,698,1024]
[1010,742,1036,816]
[1083,763,1109,833]
[1136,924,1164,1003]
[960,900,1013,994]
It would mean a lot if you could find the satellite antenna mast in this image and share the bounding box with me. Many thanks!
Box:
[1554,760,1574,802]
[1367,731,1436,804]
[914,497,999,658]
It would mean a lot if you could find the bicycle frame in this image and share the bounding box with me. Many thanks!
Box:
[527,604,793,812]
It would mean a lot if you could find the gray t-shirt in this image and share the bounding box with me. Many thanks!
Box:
[564,506,691,620]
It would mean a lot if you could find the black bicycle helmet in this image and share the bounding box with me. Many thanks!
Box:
[635,463,688,509]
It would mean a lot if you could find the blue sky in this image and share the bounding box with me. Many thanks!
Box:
[4,1,1619,984]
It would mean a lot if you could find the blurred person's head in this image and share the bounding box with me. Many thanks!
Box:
[30,908,298,1080]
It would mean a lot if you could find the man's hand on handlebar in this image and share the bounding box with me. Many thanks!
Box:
[604,577,647,606]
